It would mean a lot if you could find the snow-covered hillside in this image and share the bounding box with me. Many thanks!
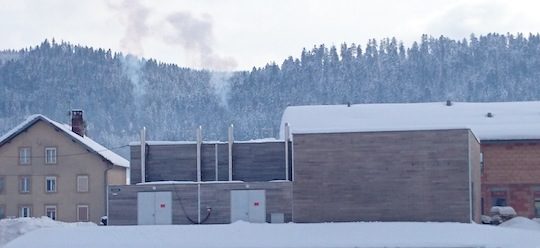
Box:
[3,217,540,248]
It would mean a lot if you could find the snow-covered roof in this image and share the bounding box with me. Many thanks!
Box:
[129,138,283,146]
[280,101,540,141]
[0,114,129,168]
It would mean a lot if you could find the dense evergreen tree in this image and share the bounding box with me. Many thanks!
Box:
[1,33,540,157]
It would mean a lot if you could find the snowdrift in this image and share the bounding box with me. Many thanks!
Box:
[0,217,95,247]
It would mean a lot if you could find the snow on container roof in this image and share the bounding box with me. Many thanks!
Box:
[0,114,129,168]
[279,101,540,141]
[129,138,283,146]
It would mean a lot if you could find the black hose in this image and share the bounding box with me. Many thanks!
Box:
[172,183,212,224]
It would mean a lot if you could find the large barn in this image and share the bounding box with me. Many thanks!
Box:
[108,101,487,224]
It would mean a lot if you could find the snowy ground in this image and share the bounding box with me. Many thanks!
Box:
[3,217,540,248]
[0,217,95,247]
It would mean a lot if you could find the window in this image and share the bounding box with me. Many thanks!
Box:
[0,176,4,194]
[77,205,89,222]
[490,189,508,207]
[535,199,540,218]
[0,205,5,219]
[45,147,57,164]
[45,176,57,193]
[480,152,484,173]
[77,175,89,193]
[19,206,31,217]
[493,197,507,207]
[45,205,57,220]
[19,147,31,165]
[19,176,31,193]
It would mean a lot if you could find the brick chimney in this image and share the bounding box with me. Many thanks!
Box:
[71,110,85,137]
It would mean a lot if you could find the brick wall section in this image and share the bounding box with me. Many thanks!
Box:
[108,182,292,225]
[481,141,540,218]
[292,129,479,223]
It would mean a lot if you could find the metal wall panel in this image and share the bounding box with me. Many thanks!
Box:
[137,192,155,225]
[248,190,266,223]
[137,191,172,225]
[230,190,249,222]
[230,190,266,223]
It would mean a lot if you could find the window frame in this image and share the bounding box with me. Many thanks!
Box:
[45,176,57,193]
[0,176,4,194]
[18,147,32,165]
[19,176,31,194]
[44,147,57,164]
[77,175,89,193]
[45,205,57,220]
[19,206,32,218]
[0,205,5,219]
[533,198,540,218]
[77,204,89,222]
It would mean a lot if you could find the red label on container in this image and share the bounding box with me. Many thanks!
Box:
[160,203,166,208]
[254,202,259,206]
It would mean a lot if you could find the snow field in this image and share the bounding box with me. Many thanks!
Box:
[3,217,540,248]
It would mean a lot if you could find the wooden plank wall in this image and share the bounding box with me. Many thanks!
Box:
[292,129,475,223]
[130,141,292,184]
[108,182,293,225]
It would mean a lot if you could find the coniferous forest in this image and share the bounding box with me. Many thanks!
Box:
[1,33,540,157]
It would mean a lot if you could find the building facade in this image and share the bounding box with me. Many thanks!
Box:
[108,128,479,224]
[292,129,481,223]
[279,101,540,220]
[481,140,540,218]
[0,112,129,223]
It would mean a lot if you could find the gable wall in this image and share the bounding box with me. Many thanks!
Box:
[0,120,122,223]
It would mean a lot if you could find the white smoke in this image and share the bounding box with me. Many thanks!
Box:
[120,55,146,97]
[165,12,237,71]
[209,72,233,109]
[107,0,149,99]
[107,0,237,105]
[107,0,149,57]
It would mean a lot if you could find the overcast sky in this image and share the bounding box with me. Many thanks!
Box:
[1,0,538,70]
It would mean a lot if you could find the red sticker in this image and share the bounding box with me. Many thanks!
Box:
[160,203,165,208]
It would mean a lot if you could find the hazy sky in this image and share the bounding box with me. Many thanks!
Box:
[1,0,538,70]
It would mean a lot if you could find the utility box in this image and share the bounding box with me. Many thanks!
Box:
[137,191,172,225]
[230,190,266,223]
[270,213,285,223]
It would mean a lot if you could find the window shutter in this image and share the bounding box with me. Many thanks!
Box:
[77,176,89,192]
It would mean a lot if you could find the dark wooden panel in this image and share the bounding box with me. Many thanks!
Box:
[130,145,141,184]
[130,141,290,183]
[232,142,287,181]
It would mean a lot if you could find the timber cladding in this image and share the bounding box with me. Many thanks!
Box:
[130,141,292,184]
[108,182,292,225]
[292,129,478,223]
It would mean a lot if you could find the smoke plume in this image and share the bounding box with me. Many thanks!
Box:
[107,0,150,57]
[165,12,237,71]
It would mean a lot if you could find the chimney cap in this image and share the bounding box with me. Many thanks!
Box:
[71,109,83,115]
